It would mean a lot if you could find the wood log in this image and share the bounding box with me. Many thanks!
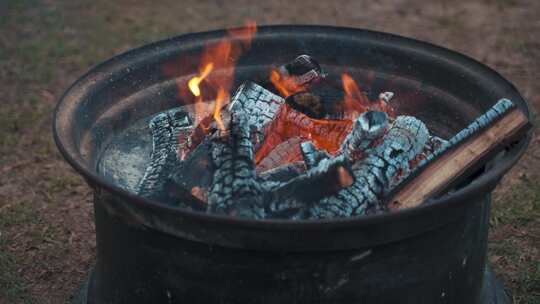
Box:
[137,108,191,198]
[387,99,531,210]
[308,114,430,218]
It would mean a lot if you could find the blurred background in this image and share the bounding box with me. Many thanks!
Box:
[0,0,538,303]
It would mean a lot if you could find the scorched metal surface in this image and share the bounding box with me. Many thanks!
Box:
[53,25,531,304]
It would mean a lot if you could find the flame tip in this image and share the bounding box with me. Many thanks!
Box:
[186,20,257,132]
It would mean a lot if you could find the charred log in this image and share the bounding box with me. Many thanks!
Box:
[388,98,531,210]
[277,54,324,86]
[228,81,285,149]
[208,113,265,218]
[264,155,354,219]
[307,114,430,218]
[136,109,191,199]
[285,92,326,119]
[339,111,389,163]
[300,141,331,169]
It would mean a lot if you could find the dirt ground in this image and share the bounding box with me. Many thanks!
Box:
[0,0,538,303]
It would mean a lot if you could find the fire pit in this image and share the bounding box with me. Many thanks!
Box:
[54,25,531,304]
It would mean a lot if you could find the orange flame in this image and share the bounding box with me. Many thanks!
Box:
[270,69,305,97]
[342,73,394,118]
[213,88,228,131]
[342,73,369,116]
[188,63,214,125]
[186,21,257,130]
[188,63,214,97]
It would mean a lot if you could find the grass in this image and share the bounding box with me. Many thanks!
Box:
[0,202,40,304]
[492,177,540,227]
[491,177,540,303]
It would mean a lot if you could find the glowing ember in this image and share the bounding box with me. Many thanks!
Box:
[254,104,353,164]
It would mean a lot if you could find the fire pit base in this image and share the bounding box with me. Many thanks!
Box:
[72,264,510,304]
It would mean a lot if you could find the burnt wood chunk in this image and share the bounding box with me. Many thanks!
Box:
[308,114,430,218]
[136,109,191,198]
[265,155,353,218]
[228,82,285,148]
[278,54,324,86]
[285,92,326,119]
[388,99,531,210]
[339,111,389,162]
[208,113,265,218]
[182,82,285,159]
[300,141,331,169]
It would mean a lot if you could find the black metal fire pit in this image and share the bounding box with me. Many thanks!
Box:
[54,25,531,304]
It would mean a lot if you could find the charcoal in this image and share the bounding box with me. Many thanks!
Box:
[258,161,306,182]
[285,92,326,119]
[206,107,352,218]
[378,91,394,103]
[424,135,448,155]
[169,140,214,195]
[266,155,353,214]
[228,82,285,148]
[308,80,348,118]
[278,54,324,86]
[307,114,430,218]
[300,141,331,169]
[208,113,266,218]
[339,111,389,162]
[136,109,191,199]
[255,103,353,163]
[206,102,356,218]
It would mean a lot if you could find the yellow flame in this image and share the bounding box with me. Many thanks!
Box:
[188,63,214,97]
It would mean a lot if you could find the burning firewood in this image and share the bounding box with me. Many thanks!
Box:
[181,82,285,160]
[206,92,430,219]
[206,110,356,219]
[387,98,531,210]
[139,79,430,218]
[271,54,325,96]
[306,113,430,218]
[137,53,529,221]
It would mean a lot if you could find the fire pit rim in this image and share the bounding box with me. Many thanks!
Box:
[53,25,532,246]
